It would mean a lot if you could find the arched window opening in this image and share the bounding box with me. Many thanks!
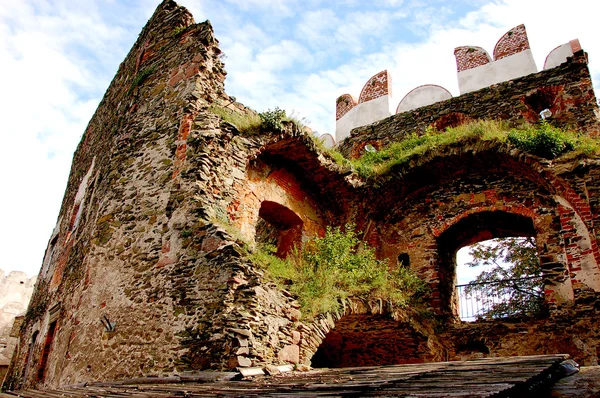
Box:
[456,237,544,322]
[437,211,544,321]
[256,201,303,258]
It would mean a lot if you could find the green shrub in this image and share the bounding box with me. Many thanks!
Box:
[259,107,287,131]
[353,120,511,177]
[252,224,427,319]
[508,121,575,159]
[172,25,187,37]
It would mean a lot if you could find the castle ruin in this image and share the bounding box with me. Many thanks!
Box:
[4,0,600,391]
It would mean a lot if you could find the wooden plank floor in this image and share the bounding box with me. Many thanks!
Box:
[3,354,570,397]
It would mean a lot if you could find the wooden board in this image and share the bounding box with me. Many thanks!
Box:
[4,355,571,397]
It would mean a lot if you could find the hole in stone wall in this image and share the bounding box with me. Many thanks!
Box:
[456,338,490,355]
[523,86,560,116]
[256,201,303,258]
[397,253,410,267]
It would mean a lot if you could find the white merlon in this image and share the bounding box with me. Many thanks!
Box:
[457,49,538,95]
[335,95,393,142]
[397,85,453,114]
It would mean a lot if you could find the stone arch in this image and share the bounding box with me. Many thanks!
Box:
[454,46,491,72]
[396,84,452,114]
[555,196,600,293]
[299,300,444,368]
[229,136,344,252]
[336,94,357,120]
[493,24,530,61]
[358,70,391,104]
[359,144,598,313]
[433,210,564,318]
[257,200,303,258]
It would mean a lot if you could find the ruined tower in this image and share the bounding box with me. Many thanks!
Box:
[6,0,600,391]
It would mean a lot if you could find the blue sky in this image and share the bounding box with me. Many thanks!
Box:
[1,0,599,278]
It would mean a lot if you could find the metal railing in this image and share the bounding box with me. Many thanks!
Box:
[456,276,543,321]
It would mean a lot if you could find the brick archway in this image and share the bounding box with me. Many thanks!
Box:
[435,210,561,319]
[299,299,445,368]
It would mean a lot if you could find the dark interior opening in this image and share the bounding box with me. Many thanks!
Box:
[311,314,432,368]
[257,201,303,258]
[398,253,410,267]
[456,338,490,354]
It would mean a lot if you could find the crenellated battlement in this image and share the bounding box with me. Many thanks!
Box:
[335,24,590,143]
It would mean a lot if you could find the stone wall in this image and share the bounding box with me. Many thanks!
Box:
[336,25,589,140]
[4,0,236,389]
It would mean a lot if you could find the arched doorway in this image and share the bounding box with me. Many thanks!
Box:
[436,211,547,320]
[455,236,543,321]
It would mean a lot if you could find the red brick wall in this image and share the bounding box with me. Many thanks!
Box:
[493,24,530,60]
[358,70,391,104]
[336,94,357,120]
[454,46,491,72]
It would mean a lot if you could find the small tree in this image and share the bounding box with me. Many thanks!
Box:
[464,237,544,319]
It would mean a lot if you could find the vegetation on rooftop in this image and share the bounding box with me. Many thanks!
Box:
[210,105,263,134]
[211,104,351,166]
[352,120,600,178]
[251,224,427,320]
[211,103,599,177]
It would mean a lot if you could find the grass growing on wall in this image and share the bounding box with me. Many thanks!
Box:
[210,104,350,167]
[251,224,427,319]
[353,120,600,178]
[210,105,307,135]
[209,105,262,134]
[310,133,351,167]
